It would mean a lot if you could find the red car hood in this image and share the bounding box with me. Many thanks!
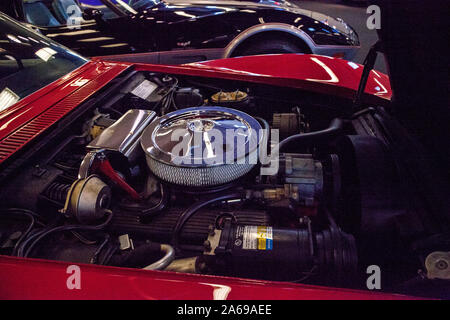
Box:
[0,54,391,165]
[0,255,417,300]
[0,61,130,163]
[183,54,391,102]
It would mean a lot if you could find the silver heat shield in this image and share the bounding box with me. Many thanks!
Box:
[87,109,156,162]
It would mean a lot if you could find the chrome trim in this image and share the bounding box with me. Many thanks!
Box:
[143,244,176,271]
[223,22,359,59]
[141,106,262,167]
[223,23,315,58]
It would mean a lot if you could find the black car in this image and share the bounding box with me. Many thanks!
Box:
[1,0,359,63]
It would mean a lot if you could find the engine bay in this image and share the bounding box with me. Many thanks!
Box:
[0,69,447,297]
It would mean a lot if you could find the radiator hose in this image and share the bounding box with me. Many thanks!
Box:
[277,118,345,152]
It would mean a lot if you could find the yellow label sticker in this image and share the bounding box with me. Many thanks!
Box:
[242,226,273,250]
[258,238,266,250]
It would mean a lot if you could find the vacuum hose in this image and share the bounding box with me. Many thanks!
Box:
[277,118,345,152]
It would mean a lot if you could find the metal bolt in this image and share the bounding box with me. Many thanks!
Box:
[203,240,211,251]
[435,259,448,270]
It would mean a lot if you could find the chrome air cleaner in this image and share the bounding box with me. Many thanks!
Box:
[141,107,262,187]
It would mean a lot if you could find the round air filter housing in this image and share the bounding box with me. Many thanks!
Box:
[141,107,262,187]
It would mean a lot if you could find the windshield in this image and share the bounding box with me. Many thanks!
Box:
[79,0,160,18]
[115,0,160,11]
[0,14,87,111]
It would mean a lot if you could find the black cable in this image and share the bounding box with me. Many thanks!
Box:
[71,230,98,245]
[119,184,169,218]
[17,224,50,258]
[153,78,178,115]
[100,244,118,265]
[141,184,169,217]
[171,192,243,250]
[164,83,178,113]
[13,216,34,256]
[16,215,64,258]
[21,211,113,258]
[276,118,345,153]
[2,208,42,219]
[255,116,270,165]
[1,209,38,256]
[90,234,110,264]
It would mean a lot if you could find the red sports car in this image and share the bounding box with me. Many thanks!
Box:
[0,0,448,300]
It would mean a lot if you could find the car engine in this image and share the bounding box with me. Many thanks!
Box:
[0,70,438,292]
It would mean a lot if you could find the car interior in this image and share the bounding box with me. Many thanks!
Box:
[22,0,84,27]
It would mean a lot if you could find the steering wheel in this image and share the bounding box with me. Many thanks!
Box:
[0,50,24,70]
